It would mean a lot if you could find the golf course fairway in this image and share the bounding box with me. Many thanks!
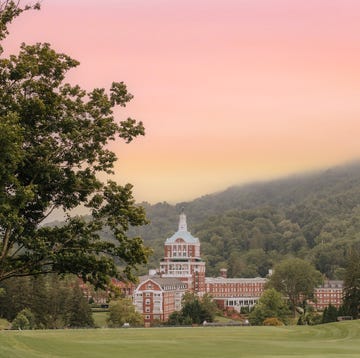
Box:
[0,321,359,358]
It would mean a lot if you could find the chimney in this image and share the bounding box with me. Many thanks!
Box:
[220,268,227,279]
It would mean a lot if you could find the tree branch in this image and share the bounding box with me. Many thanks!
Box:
[0,226,11,261]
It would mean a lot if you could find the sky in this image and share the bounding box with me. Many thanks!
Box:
[5,0,360,204]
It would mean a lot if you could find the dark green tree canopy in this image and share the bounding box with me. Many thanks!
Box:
[343,248,360,318]
[248,288,290,325]
[267,258,322,314]
[0,274,94,329]
[168,292,218,325]
[0,1,150,287]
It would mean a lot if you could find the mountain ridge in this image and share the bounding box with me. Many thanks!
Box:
[134,160,360,278]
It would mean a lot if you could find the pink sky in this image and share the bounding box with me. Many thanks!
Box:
[5,0,360,203]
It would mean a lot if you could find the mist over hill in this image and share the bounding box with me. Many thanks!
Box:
[132,161,360,277]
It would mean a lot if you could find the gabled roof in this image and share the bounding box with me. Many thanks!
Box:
[136,277,187,291]
[165,230,199,244]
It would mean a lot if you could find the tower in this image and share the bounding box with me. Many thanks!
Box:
[159,210,206,294]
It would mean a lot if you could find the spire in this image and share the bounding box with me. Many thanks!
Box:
[178,208,187,231]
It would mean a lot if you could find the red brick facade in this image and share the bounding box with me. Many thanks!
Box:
[312,280,344,310]
[206,277,267,311]
[159,211,206,294]
[134,212,266,324]
[133,277,187,327]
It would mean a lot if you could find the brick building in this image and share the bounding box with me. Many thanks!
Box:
[205,276,267,312]
[133,212,346,324]
[312,280,344,310]
[133,277,187,327]
[134,211,266,324]
[159,209,206,294]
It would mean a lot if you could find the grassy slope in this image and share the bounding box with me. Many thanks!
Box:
[0,318,9,330]
[0,321,359,358]
[92,311,108,328]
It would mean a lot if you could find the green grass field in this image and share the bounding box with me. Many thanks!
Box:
[0,321,359,358]
[92,311,109,328]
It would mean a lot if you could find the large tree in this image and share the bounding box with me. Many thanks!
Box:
[343,248,360,319]
[267,258,322,315]
[168,292,218,325]
[107,297,143,328]
[0,1,150,286]
[248,288,290,326]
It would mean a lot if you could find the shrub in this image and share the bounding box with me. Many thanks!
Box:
[11,308,36,330]
[263,317,284,326]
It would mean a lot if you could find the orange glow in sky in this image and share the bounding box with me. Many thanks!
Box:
[5,0,360,203]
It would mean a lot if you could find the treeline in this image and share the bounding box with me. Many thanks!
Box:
[131,161,360,278]
[0,275,94,329]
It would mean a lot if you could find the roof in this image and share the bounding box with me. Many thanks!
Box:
[205,277,267,284]
[152,277,187,289]
[165,230,199,244]
[165,211,200,244]
[137,276,188,291]
[317,280,344,289]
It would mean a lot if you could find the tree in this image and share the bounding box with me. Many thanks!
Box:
[200,293,218,322]
[0,275,32,321]
[322,304,338,324]
[297,305,322,326]
[11,308,35,330]
[65,283,94,328]
[267,258,322,315]
[248,288,290,326]
[0,274,95,329]
[181,293,204,325]
[0,1,150,287]
[343,249,360,319]
[107,297,143,327]
[168,292,217,325]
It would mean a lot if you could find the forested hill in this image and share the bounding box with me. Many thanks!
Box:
[133,161,360,278]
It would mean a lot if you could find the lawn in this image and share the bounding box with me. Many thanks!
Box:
[92,311,109,328]
[0,321,359,358]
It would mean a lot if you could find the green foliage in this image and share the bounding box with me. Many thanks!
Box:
[267,258,322,314]
[168,293,218,325]
[11,308,35,330]
[66,284,94,328]
[0,1,150,286]
[107,297,143,327]
[322,305,339,324]
[248,288,290,325]
[297,305,322,326]
[343,249,360,319]
[131,163,360,279]
[0,1,40,52]
[0,275,94,328]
